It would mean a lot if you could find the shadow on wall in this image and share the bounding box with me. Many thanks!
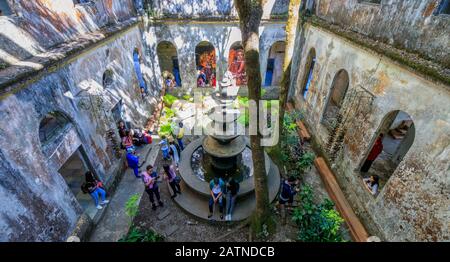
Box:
[0,0,136,65]
[151,0,234,18]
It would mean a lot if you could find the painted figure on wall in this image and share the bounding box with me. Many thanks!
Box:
[196,43,216,88]
[228,44,247,86]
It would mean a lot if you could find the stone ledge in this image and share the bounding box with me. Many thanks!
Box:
[307,16,450,87]
[0,18,139,99]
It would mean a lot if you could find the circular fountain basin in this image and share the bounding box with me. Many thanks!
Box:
[179,137,271,199]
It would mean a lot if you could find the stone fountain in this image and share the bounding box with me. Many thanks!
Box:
[173,77,280,222]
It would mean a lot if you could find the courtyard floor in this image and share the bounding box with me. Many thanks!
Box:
[89,94,352,242]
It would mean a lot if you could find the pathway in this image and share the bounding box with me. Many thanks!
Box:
[88,140,160,242]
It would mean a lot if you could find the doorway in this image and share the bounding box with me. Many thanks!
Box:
[58,146,96,211]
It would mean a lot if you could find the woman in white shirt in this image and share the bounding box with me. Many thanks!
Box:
[363,175,379,195]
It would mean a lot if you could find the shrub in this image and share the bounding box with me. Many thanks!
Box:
[292,185,345,242]
[118,227,164,242]
[182,94,192,101]
[125,194,140,224]
[297,151,315,173]
[158,122,173,136]
[237,96,249,107]
[237,109,250,127]
[163,94,177,107]
[163,107,176,119]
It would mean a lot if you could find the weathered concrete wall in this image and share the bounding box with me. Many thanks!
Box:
[315,0,450,66]
[147,0,288,19]
[144,21,286,89]
[290,23,450,241]
[0,24,158,241]
[0,0,136,66]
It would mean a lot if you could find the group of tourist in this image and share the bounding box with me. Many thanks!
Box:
[141,121,186,209]
[207,176,240,221]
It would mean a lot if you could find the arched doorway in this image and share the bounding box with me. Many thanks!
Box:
[195,41,216,88]
[299,48,316,99]
[264,41,286,87]
[360,110,415,194]
[322,69,349,130]
[39,112,97,211]
[228,42,247,86]
[132,48,148,96]
[157,41,182,88]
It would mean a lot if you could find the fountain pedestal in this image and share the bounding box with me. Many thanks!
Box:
[174,85,280,222]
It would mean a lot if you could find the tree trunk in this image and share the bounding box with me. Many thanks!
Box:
[279,0,302,137]
[234,0,272,238]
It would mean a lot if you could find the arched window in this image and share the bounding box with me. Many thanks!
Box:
[39,112,71,145]
[195,41,216,88]
[157,41,182,88]
[299,48,316,99]
[264,41,286,87]
[0,0,13,16]
[228,42,247,86]
[435,0,450,15]
[360,110,415,195]
[102,69,114,88]
[322,69,349,129]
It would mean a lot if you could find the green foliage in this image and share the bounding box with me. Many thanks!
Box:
[297,151,315,173]
[292,185,345,242]
[237,109,250,127]
[182,93,192,101]
[260,89,267,97]
[237,96,249,107]
[163,107,176,119]
[125,194,140,222]
[158,122,173,136]
[0,62,8,70]
[118,227,164,242]
[163,94,177,107]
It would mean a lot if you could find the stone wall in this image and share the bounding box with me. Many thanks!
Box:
[144,21,286,89]
[0,24,158,241]
[315,0,450,67]
[146,0,289,19]
[0,0,136,66]
[290,23,450,241]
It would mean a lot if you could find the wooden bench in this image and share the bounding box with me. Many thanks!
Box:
[314,157,370,242]
[296,120,311,141]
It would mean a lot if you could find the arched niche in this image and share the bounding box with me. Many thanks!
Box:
[264,41,286,87]
[322,69,350,129]
[157,41,182,87]
[299,48,316,99]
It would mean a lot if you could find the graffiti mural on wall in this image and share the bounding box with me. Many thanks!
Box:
[228,42,247,86]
